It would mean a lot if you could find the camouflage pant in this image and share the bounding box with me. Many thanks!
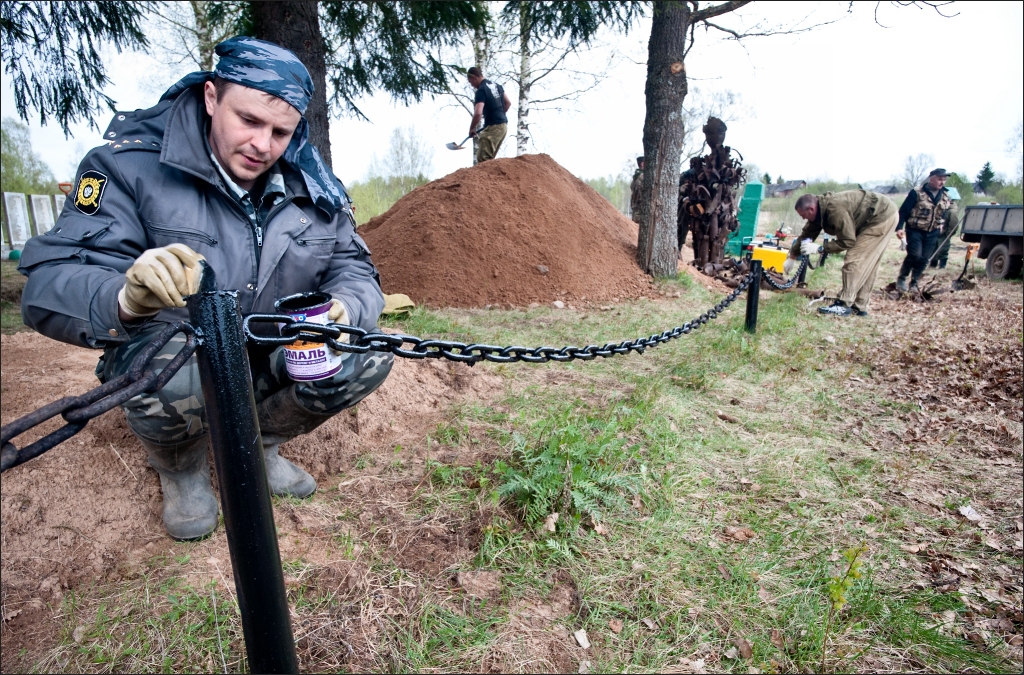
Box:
[96,322,394,445]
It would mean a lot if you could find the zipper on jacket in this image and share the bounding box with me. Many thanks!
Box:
[297,236,335,246]
[147,223,218,246]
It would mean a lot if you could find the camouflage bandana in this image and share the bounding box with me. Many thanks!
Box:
[160,36,346,217]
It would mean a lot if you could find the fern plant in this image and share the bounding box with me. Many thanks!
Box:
[497,403,643,535]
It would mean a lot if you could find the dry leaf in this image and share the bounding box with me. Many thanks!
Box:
[770,629,785,650]
[798,489,808,499]
[984,536,1003,551]
[739,477,752,485]
[724,525,757,542]
[593,522,609,536]
[632,494,643,509]
[73,625,86,644]
[642,617,657,630]
[574,628,591,649]
[958,504,983,522]
[734,637,753,659]
[723,646,740,660]
[718,564,732,581]
[717,410,740,423]
[543,512,559,532]
[2,608,22,622]
[578,660,592,674]
[608,619,623,634]
[670,421,679,432]
[758,587,774,604]
[900,542,930,554]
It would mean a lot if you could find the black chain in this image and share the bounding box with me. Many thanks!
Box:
[3,272,756,472]
[761,256,809,291]
[0,322,199,472]
[244,271,757,364]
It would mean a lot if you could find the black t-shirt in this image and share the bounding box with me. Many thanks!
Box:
[474,79,507,127]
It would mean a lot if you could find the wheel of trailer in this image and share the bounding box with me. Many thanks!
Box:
[1008,255,1023,279]
[985,244,1012,280]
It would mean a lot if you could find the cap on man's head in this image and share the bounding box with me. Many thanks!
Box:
[929,168,950,177]
[214,36,314,114]
[636,156,644,165]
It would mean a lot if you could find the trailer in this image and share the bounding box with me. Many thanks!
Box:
[959,204,1023,279]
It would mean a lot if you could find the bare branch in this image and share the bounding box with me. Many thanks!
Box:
[697,5,853,41]
[875,1,959,28]
[689,1,753,24]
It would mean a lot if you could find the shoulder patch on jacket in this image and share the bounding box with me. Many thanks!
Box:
[74,170,108,215]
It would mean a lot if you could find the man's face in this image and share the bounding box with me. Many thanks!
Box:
[467,74,483,89]
[928,174,947,190]
[796,202,818,222]
[204,81,301,190]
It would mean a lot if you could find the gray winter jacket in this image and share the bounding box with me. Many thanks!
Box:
[19,85,382,349]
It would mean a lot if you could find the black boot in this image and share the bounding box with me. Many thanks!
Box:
[143,437,218,540]
[255,386,328,498]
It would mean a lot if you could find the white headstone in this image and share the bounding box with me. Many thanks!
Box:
[30,194,56,235]
[3,192,32,247]
[54,194,67,216]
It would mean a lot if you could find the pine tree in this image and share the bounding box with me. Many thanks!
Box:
[976,162,996,194]
[0,1,148,135]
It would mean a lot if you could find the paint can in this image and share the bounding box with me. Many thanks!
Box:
[275,291,343,381]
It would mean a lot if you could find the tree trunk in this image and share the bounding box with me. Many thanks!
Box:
[516,3,532,156]
[190,1,216,72]
[637,1,689,276]
[250,1,332,168]
[470,22,492,166]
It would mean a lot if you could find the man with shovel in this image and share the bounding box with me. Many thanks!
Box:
[466,66,511,162]
[18,37,393,541]
[894,168,958,291]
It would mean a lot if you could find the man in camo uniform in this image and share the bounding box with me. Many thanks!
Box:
[19,37,393,540]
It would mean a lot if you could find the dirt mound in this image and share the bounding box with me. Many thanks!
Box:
[359,153,652,308]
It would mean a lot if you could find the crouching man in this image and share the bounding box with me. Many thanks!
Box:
[789,190,899,316]
[18,37,393,540]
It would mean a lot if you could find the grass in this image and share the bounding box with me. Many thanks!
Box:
[1,259,29,333]
[10,242,1022,673]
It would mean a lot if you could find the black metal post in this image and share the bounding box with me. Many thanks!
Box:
[187,263,298,674]
[745,259,762,334]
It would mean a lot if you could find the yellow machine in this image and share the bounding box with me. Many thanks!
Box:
[750,245,788,274]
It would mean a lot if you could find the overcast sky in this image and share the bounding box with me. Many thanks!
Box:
[3,1,1021,188]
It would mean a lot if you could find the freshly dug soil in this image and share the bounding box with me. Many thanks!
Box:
[359,153,653,308]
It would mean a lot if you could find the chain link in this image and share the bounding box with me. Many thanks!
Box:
[761,256,808,291]
[1,322,199,472]
[244,272,757,364]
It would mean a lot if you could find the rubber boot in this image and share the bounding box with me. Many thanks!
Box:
[255,386,327,498]
[895,277,908,293]
[143,437,218,540]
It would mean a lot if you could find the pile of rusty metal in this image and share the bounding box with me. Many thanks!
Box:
[679,117,746,269]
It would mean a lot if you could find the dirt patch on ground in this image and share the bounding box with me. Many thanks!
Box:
[0,330,503,671]
[359,153,653,308]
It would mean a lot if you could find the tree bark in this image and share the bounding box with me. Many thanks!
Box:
[516,3,532,156]
[637,1,689,276]
[250,1,332,167]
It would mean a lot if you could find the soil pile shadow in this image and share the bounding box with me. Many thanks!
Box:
[359,153,652,307]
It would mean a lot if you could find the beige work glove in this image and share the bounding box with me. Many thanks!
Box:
[327,298,350,343]
[118,243,205,317]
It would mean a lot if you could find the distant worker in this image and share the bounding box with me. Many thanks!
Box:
[630,156,644,223]
[789,190,899,317]
[895,168,957,289]
[466,66,511,163]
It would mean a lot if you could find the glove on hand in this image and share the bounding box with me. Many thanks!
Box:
[327,299,350,343]
[800,239,819,257]
[119,244,205,317]
[783,258,796,275]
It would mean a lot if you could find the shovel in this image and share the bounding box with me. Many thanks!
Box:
[445,135,472,150]
[951,244,978,291]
